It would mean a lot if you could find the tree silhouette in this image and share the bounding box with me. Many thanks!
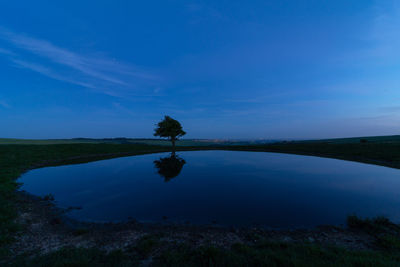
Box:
[154,115,186,154]
[154,154,186,182]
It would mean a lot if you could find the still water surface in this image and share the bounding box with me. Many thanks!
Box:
[19,151,400,228]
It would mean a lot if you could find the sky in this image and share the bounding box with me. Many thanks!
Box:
[0,0,399,139]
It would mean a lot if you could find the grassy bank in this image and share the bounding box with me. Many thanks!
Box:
[8,216,400,266]
[0,138,254,146]
[10,239,400,266]
[226,141,400,169]
[211,134,400,169]
[2,136,400,265]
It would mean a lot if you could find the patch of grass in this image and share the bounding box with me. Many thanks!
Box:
[72,228,90,236]
[6,238,400,266]
[42,194,55,201]
[377,234,400,251]
[230,141,400,169]
[0,137,233,146]
[347,215,400,234]
[347,215,400,253]
[133,234,161,258]
[154,241,400,267]
[0,177,21,257]
[10,247,138,267]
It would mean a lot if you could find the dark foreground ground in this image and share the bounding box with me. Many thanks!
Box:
[2,136,400,266]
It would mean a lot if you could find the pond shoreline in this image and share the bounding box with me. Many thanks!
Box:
[2,142,400,264]
[18,149,400,230]
[10,190,376,258]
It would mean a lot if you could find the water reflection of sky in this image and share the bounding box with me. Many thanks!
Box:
[19,151,400,229]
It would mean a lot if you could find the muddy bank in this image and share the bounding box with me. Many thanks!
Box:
[9,191,376,259]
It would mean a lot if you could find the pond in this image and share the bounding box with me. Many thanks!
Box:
[19,151,400,229]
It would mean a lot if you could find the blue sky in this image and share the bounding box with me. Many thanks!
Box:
[0,0,399,139]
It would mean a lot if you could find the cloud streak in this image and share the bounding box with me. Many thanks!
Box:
[0,99,10,108]
[0,26,160,97]
[10,58,97,89]
[0,47,15,56]
[362,2,400,62]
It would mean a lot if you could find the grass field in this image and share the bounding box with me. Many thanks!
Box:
[9,237,400,267]
[231,141,400,169]
[0,138,210,146]
[0,137,269,146]
[309,135,400,144]
[2,135,400,265]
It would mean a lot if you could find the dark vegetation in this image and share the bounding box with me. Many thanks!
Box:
[154,115,186,153]
[8,219,400,266]
[229,137,400,169]
[2,135,400,265]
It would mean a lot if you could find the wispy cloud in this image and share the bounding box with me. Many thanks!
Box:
[364,2,400,62]
[0,47,15,56]
[10,58,98,90]
[184,2,226,24]
[0,99,10,108]
[0,26,161,97]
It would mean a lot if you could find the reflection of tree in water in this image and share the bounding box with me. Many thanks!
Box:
[154,154,186,182]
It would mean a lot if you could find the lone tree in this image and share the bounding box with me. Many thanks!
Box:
[154,115,186,153]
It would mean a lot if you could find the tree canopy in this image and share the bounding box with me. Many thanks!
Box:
[154,116,186,141]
